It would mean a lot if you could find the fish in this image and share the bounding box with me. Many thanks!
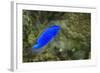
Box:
[32,25,60,53]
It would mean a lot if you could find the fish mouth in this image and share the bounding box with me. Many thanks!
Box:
[50,25,60,30]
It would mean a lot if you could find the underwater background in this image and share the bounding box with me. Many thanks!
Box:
[23,10,91,62]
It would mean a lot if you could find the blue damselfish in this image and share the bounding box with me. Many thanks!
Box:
[32,25,60,52]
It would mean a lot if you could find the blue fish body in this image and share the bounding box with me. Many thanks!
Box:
[32,25,60,52]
